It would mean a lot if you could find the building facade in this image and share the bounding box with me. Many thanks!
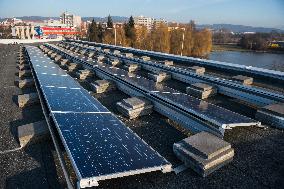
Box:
[11,25,80,39]
[60,12,81,28]
[134,16,168,30]
[134,16,153,30]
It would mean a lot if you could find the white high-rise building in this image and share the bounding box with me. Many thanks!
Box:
[60,12,81,28]
[134,16,167,30]
[134,16,153,30]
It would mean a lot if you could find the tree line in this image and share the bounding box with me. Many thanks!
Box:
[212,29,284,51]
[239,32,284,50]
[87,16,212,57]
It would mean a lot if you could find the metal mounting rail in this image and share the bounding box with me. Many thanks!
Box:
[67,39,284,82]
[46,43,260,138]
[62,41,284,107]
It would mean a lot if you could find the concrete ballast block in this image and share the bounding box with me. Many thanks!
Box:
[80,49,87,55]
[232,75,253,85]
[158,60,174,66]
[17,54,25,59]
[17,59,27,65]
[141,56,151,61]
[148,72,171,83]
[18,64,30,71]
[50,53,57,59]
[186,83,217,99]
[18,70,32,78]
[188,66,206,75]
[255,103,284,128]
[16,78,34,88]
[103,49,110,53]
[18,120,49,147]
[76,69,94,80]
[173,131,234,177]
[124,63,141,72]
[122,53,133,58]
[74,47,80,53]
[116,97,153,119]
[18,93,39,108]
[108,58,120,66]
[94,55,105,62]
[68,63,81,72]
[54,55,63,62]
[90,80,116,93]
[87,51,95,58]
[113,50,121,55]
[60,59,69,66]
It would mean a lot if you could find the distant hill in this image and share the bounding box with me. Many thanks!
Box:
[82,16,129,22]
[0,16,58,22]
[197,24,284,33]
[0,16,129,23]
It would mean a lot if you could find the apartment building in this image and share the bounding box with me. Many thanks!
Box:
[60,12,81,28]
[134,16,167,30]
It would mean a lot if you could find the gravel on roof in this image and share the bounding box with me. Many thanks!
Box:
[0,44,283,189]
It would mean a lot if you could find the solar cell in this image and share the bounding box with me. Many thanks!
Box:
[42,86,109,113]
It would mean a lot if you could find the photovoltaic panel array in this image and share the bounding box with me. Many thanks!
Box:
[50,43,260,130]
[25,46,171,188]
[72,39,284,81]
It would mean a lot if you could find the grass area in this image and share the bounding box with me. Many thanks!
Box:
[212,44,250,52]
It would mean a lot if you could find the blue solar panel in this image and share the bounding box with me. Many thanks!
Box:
[52,113,169,179]
[98,64,257,127]
[72,40,284,81]
[25,45,171,187]
[49,43,259,128]
[42,86,109,113]
[26,46,109,113]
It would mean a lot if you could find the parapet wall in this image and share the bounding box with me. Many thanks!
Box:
[0,38,63,44]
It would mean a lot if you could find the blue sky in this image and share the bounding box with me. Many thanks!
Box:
[0,0,283,29]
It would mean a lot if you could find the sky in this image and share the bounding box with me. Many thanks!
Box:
[0,0,284,29]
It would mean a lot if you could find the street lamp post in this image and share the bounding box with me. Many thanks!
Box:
[181,28,185,56]
[114,24,117,46]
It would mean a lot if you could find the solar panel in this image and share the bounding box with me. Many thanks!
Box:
[49,44,259,129]
[25,46,171,188]
[66,42,284,107]
[74,40,284,81]
[42,86,110,113]
[99,64,257,127]
[52,113,170,179]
